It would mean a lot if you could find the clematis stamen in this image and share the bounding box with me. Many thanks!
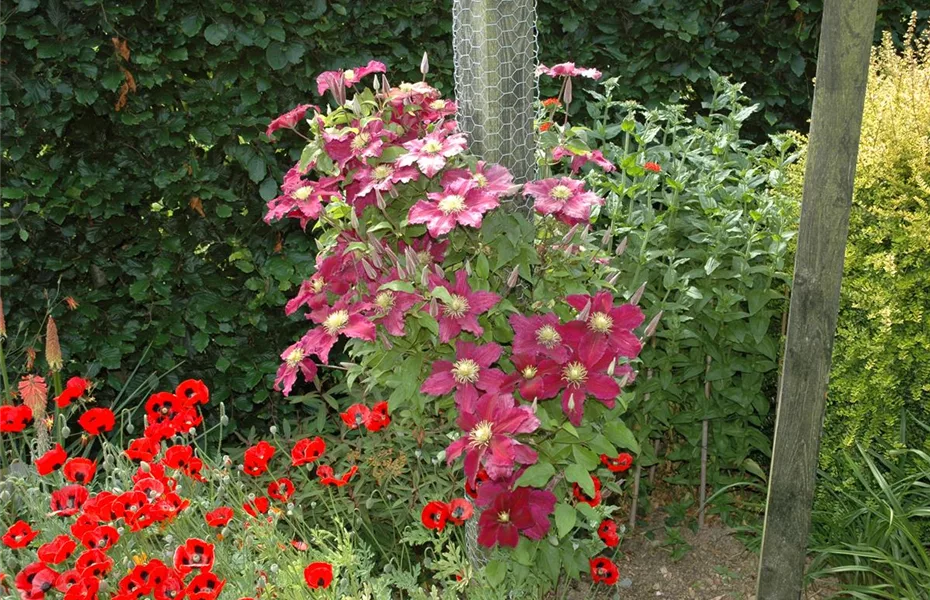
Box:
[588,311,614,334]
[452,359,481,384]
[535,325,561,348]
[322,310,350,335]
[443,295,470,318]
[468,420,494,447]
[562,362,588,387]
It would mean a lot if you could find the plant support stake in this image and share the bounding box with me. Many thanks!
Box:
[699,355,710,529]
[756,0,877,597]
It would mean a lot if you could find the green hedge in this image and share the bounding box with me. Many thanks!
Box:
[0,0,921,430]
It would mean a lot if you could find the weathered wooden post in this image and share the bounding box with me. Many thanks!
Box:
[756,1,877,598]
[451,0,537,185]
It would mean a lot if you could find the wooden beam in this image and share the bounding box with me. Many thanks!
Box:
[755,1,877,598]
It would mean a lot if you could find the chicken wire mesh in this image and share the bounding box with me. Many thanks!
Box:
[453,0,538,207]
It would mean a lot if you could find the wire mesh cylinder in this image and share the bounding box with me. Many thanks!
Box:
[452,0,538,188]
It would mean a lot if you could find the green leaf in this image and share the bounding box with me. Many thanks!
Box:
[204,23,230,45]
[604,421,640,453]
[180,14,205,37]
[573,446,600,471]
[430,286,454,305]
[192,331,210,353]
[485,560,507,587]
[247,155,267,183]
[265,42,288,70]
[565,464,594,497]
[515,462,555,488]
[379,281,417,293]
[554,503,577,538]
[259,178,278,201]
[216,204,233,218]
[475,253,489,279]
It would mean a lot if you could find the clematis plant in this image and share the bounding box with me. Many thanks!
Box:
[264,59,652,592]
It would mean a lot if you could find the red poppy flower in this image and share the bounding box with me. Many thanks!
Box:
[68,514,100,541]
[63,458,96,484]
[268,478,295,502]
[421,501,450,531]
[50,485,89,517]
[316,464,358,487]
[3,520,40,549]
[80,525,119,551]
[125,437,160,462]
[243,496,270,517]
[590,557,619,585]
[16,562,58,600]
[136,475,169,504]
[74,548,114,579]
[205,507,233,528]
[597,519,620,547]
[144,421,176,443]
[77,407,115,435]
[303,562,333,589]
[185,456,206,481]
[113,490,148,520]
[154,570,185,600]
[135,559,170,590]
[145,392,182,425]
[242,441,276,476]
[186,571,224,600]
[159,491,190,517]
[163,445,194,470]
[573,475,602,507]
[37,535,77,564]
[340,403,370,429]
[291,437,325,466]
[0,404,33,432]
[172,408,203,433]
[464,467,490,499]
[366,401,390,432]
[600,452,634,473]
[54,569,82,593]
[60,575,99,600]
[174,538,215,575]
[643,161,661,173]
[35,443,68,475]
[447,498,474,525]
[291,539,309,551]
[176,379,209,405]
[54,377,91,409]
[119,568,150,598]
[539,121,553,132]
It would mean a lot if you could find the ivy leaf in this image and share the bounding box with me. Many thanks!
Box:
[554,503,577,538]
[515,462,555,488]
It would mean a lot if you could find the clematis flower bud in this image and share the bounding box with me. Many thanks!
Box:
[630,281,647,305]
[644,311,663,338]
[360,258,378,280]
[607,272,621,286]
[381,74,390,93]
[349,207,360,231]
[564,76,573,106]
[560,224,579,245]
[421,267,430,288]
[601,227,611,248]
[616,236,629,256]
[506,266,520,289]
[376,189,386,211]
[420,52,429,78]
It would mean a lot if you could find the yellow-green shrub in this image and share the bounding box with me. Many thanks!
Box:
[790,14,930,469]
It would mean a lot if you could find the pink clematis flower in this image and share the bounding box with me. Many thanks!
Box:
[543,348,620,426]
[265,170,341,230]
[397,129,467,178]
[446,391,539,485]
[535,62,602,80]
[322,119,396,169]
[421,341,507,408]
[398,237,448,267]
[266,104,317,139]
[561,291,644,363]
[355,161,420,198]
[551,146,615,173]
[316,60,387,96]
[523,177,604,225]
[303,300,376,364]
[274,337,319,397]
[502,354,561,402]
[475,485,556,548]
[408,178,499,238]
[441,161,518,198]
[369,275,421,336]
[508,313,570,363]
[429,271,500,343]
[285,253,355,317]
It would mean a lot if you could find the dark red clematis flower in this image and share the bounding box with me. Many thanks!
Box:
[16,562,58,600]
[35,443,68,475]
[0,404,33,433]
[476,486,557,548]
[590,557,619,585]
[242,497,270,517]
[447,498,474,526]
[242,441,276,476]
[77,407,115,435]
[173,538,215,575]
[366,401,390,431]
[428,271,500,344]
[303,562,333,589]
[268,478,295,502]
[163,445,194,471]
[542,347,621,426]
[421,501,450,531]
[125,437,161,462]
[316,464,358,487]
[75,548,114,579]
[291,436,325,466]
[600,452,634,473]
[80,525,119,551]
[598,519,620,547]
[62,458,96,484]
[3,520,40,548]
[50,485,89,517]
[175,379,209,405]
[573,475,602,507]
[205,507,233,528]
[340,403,370,429]
[37,535,77,564]
[509,313,571,363]
[504,354,561,403]
[562,291,644,363]
[186,571,225,600]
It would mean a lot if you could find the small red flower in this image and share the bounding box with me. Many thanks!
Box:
[590,557,619,585]
[50,485,89,517]
[303,562,333,589]
[600,452,634,473]
[542,97,562,108]
[0,404,33,432]
[3,520,39,549]
[174,538,215,575]
[16,562,58,600]
[340,403,370,429]
[37,535,77,564]
[539,121,553,133]
[54,569,82,593]
[77,407,115,435]
[243,496,270,517]
[54,377,91,409]
[80,525,119,551]
[175,379,209,405]
[125,437,161,461]
[243,441,276,476]
[163,445,194,470]
[366,401,390,432]
[447,498,474,526]
[268,478,295,502]
[464,467,490,499]
[63,458,96,484]
[74,548,114,579]
[643,161,661,173]
[316,464,358,487]
[291,436,326,466]
[205,507,233,528]
[35,443,67,476]
[421,501,450,531]
[597,519,620,547]
[186,571,225,600]
[573,475,602,507]
[154,570,185,600]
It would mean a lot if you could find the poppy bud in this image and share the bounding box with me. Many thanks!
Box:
[46,316,62,372]
[269,426,278,435]
[630,281,647,305]
[61,425,71,437]
[140,461,151,473]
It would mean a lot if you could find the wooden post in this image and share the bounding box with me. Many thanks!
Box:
[756,1,877,598]
[698,356,711,528]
